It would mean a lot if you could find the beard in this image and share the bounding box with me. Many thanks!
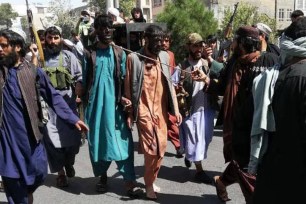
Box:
[0,51,18,68]
[147,42,161,56]
[189,50,202,60]
[45,43,62,56]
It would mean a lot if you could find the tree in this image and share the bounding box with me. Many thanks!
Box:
[88,0,106,13]
[88,0,134,18]
[0,3,18,28]
[46,0,77,38]
[119,0,135,19]
[156,0,218,62]
[221,2,277,42]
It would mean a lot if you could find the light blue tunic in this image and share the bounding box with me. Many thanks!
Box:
[84,46,132,164]
[173,59,216,162]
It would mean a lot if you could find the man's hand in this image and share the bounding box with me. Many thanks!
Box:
[191,69,207,82]
[176,114,182,126]
[202,46,213,59]
[126,115,133,130]
[75,120,89,133]
[121,96,132,112]
[75,82,84,97]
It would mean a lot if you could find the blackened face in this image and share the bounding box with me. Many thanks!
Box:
[96,26,113,45]
[147,35,162,55]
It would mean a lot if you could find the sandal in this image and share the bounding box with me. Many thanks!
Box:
[56,175,68,188]
[126,186,143,199]
[213,176,231,202]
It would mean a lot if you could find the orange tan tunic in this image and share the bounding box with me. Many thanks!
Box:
[125,56,169,157]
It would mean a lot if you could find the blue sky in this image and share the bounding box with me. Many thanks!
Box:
[0,0,86,8]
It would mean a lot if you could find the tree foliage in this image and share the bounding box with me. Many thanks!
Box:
[46,0,77,38]
[88,0,106,13]
[119,0,135,19]
[0,3,18,28]
[156,0,218,62]
[89,0,134,18]
[221,2,277,42]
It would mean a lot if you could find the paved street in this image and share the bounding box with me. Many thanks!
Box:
[0,127,245,204]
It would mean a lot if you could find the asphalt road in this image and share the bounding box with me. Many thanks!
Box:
[0,127,245,204]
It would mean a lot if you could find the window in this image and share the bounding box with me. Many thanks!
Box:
[153,0,162,7]
[146,0,150,6]
[37,7,44,14]
[287,9,292,21]
[296,0,306,10]
[278,8,284,21]
[297,0,304,9]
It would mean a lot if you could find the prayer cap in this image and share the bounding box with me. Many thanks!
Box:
[256,23,272,36]
[10,27,27,42]
[46,25,62,35]
[107,7,120,17]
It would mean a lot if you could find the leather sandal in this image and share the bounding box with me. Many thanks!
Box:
[213,176,231,202]
[126,186,143,199]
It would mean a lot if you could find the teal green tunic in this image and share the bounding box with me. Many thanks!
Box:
[84,47,132,164]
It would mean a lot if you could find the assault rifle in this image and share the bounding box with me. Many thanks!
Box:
[25,0,45,66]
[218,2,239,61]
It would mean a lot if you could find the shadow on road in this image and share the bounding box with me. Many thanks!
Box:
[42,165,222,201]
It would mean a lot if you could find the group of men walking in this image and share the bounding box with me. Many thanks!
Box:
[0,8,305,204]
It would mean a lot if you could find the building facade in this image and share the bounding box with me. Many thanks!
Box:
[152,0,167,20]
[136,0,153,22]
[276,0,294,30]
[11,3,49,31]
[151,0,297,31]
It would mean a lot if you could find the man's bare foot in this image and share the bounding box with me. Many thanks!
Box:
[146,185,157,200]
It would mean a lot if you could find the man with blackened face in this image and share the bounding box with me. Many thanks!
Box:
[82,14,143,198]
[145,31,163,56]
[94,14,114,45]
[124,25,182,200]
